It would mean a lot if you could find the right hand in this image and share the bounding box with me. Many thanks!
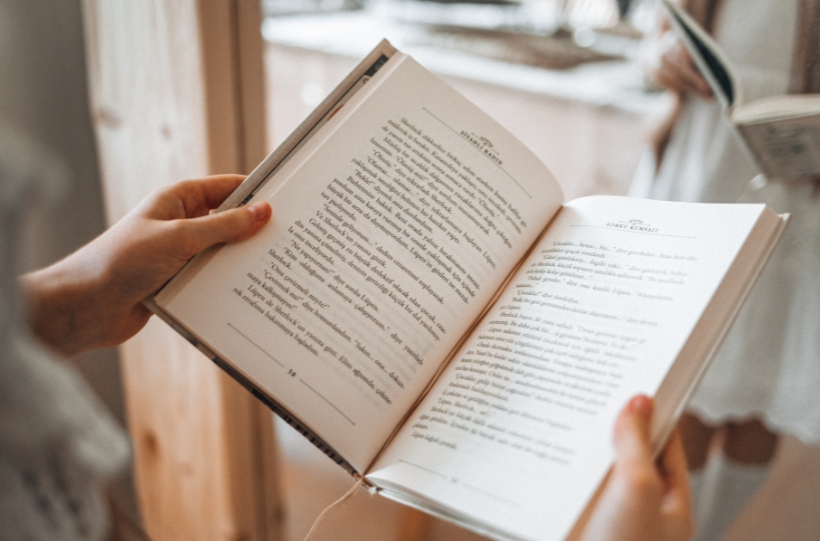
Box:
[650,33,712,99]
[579,396,694,541]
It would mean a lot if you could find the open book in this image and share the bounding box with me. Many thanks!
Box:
[147,41,786,541]
[662,0,820,181]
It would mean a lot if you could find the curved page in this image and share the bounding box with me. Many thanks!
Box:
[155,55,564,472]
[367,197,769,540]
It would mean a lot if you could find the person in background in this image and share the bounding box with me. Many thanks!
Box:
[632,0,820,539]
[2,150,692,540]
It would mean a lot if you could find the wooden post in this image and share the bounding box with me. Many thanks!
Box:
[82,1,283,540]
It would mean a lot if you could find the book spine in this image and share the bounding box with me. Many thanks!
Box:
[208,353,360,477]
[144,299,360,476]
[216,41,397,211]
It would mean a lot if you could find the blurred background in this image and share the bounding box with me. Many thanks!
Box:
[4,0,819,540]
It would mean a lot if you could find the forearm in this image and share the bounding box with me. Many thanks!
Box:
[21,252,101,356]
[20,246,134,357]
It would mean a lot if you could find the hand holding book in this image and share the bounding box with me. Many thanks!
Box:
[649,20,711,99]
[20,175,272,357]
[652,38,712,98]
[577,396,693,541]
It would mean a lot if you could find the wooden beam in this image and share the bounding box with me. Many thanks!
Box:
[82,1,282,539]
[198,0,269,174]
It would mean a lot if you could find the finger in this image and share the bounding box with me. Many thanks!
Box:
[197,174,248,209]
[613,395,655,468]
[662,54,711,97]
[655,59,696,95]
[659,429,695,538]
[653,67,691,95]
[659,429,689,485]
[143,176,248,221]
[178,200,272,255]
[174,175,248,218]
[658,429,692,514]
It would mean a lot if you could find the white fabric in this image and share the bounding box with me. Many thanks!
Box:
[0,130,131,541]
[631,0,820,443]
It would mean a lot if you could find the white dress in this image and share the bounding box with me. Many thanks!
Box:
[631,0,820,444]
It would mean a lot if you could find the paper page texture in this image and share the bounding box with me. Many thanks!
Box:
[738,116,820,180]
[156,55,564,471]
[368,196,767,540]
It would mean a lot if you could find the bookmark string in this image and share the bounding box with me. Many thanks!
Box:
[302,477,365,541]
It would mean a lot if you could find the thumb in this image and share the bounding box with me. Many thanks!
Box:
[613,395,655,469]
[180,201,271,254]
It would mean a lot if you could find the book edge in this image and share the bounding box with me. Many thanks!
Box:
[662,0,742,108]
[217,39,399,211]
[648,208,789,451]
[376,485,530,541]
[143,298,363,477]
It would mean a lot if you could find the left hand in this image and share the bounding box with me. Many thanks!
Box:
[22,175,272,356]
[651,38,712,99]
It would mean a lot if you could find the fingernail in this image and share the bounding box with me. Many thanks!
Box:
[628,395,653,416]
[248,202,268,221]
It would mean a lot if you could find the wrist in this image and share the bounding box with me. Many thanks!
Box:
[21,246,109,356]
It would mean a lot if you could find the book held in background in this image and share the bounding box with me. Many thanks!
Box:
[146,40,787,541]
[662,0,820,181]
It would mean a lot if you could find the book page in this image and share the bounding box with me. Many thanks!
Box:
[737,115,820,181]
[732,94,820,122]
[368,196,769,541]
[155,54,564,472]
